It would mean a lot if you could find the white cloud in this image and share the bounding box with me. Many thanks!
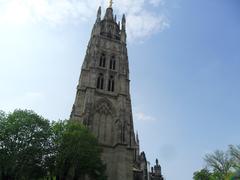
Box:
[149,0,165,7]
[0,0,169,41]
[127,11,169,41]
[134,112,156,122]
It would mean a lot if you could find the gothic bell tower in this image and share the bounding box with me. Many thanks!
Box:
[70,3,137,180]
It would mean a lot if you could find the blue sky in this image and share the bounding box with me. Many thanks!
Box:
[0,0,240,179]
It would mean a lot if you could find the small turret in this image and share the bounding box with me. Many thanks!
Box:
[154,159,162,176]
[92,6,102,36]
[149,158,164,180]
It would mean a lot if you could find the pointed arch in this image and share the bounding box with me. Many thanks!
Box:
[93,98,116,145]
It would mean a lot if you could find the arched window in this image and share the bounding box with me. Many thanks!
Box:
[108,75,115,92]
[99,53,106,67]
[109,56,116,70]
[97,73,104,90]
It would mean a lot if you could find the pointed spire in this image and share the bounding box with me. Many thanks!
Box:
[122,14,126,31]
[120,14,127,42]
[122,14,126,23]
[96,6,101,22]
[136,131,139,144]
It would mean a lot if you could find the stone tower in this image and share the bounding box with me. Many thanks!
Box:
[70,4,136,180]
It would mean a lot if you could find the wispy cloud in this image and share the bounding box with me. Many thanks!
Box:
[134,112,156,122]
[127,11,169,41]
[0,0,169,41]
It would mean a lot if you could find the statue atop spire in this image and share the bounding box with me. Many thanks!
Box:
[109,0,113,8]
[104,1,114,20]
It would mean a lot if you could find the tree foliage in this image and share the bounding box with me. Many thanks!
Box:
[204,150,233,178]
[193,146,240,180]
[193,168,213,180]
[56,121,106,180]
[0,109,52,179]
[0,110,106,180]
[229,145,240,170]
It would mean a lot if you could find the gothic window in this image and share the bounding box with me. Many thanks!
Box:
[109,55,116,70]
[97,73,104,90]
[108,75,115,92]
[99,53,106,67]
[107,25,113,37]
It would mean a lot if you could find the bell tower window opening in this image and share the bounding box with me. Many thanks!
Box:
[99,53,106,67]
[97,73,104,90]
[108,75,115,92]
[110,56,116,70]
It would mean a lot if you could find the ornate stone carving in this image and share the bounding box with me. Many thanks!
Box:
[95,98,115,115]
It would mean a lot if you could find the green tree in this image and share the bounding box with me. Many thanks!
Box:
[44,120,68,179]
[56,120,107,180]
[204,150,233,179]
[0,110,7,179]
[193,168,213,180]
[193,146,240,180]
[0,110,52,180]
[0,110,107,180]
